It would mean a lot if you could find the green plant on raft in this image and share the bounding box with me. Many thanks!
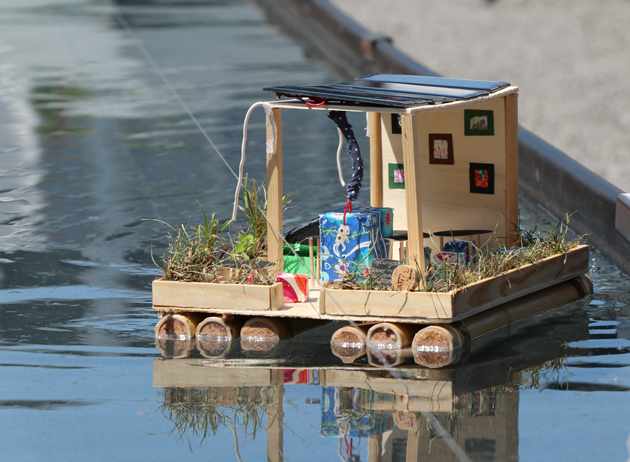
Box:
[418,213,584,293]
[151,175,295,285]
[152,202,231,283]
[233,176,268,261]
[333,214,584,293]
[232,175,295,261]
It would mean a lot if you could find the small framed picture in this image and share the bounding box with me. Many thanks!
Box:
[389,163,405,189]
[470,163,495,194]
[464,110,494,136]
[428,134,454,165]
[391,114,402,134]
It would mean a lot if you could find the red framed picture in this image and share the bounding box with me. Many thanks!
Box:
[429,134,454,165]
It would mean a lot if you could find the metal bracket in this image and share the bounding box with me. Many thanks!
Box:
[615,193,630,242]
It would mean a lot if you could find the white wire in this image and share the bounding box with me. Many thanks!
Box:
[232,102,275,221]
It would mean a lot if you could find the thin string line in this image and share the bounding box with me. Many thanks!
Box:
[110,4,238,179]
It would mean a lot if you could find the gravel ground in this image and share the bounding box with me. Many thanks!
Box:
[330,0,630,193]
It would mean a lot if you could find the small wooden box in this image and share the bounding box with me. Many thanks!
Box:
[152,280,284,312]
[320,245,589,322]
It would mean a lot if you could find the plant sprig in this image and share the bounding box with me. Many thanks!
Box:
[151,176,294,286]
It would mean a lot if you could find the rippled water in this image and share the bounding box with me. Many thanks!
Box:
[0,1,629,461]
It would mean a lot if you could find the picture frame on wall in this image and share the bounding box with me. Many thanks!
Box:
[464,110,494,136]
[428,134,454,165]
[391,114,402,134]
[388,163,405,189]
[470,163,495,194]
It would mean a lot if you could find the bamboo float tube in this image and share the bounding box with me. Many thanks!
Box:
[240,317,290,352]
[155,336,195,359]
[367,322,419,350]
[196,315,244,341]
[240,317,329,353]
[197,338,233,359]
[367,346,411,367]
[330,323,372,363]
[155,313,205,339]
[196,315,245,358]
[411,325,466,369]
[412,275,593,368]
[154,313,205,358]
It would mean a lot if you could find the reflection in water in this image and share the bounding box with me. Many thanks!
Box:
[159,386,274,445]
[152,301,630,461]
[154,362,525,461]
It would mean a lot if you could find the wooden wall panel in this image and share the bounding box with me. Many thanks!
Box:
[380,97,509,251]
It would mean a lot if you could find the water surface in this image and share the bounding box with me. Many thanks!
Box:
[0,1,629,461]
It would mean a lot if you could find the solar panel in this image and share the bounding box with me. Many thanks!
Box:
[263,74,511,108]
[263,85,439,108]
[333,81,487,99]
[355,74,510,92]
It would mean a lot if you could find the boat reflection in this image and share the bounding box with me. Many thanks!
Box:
[154,358,526,461]
[153,304,629,461]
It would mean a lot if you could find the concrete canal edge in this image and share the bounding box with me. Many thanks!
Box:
[252,0,630,275]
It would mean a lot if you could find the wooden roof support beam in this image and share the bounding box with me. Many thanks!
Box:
[267,108,283,271]
[401,113,425,270]
[505,93,519,247]
[369,112,383,207]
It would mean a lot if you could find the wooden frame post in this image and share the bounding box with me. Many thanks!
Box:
[368,434,383,462]
[267,369,284,462]
[505,94,519,248]
[369,112,383,207]
[401,114,425,270]
[267,108,283,270]
[406,419,422,462]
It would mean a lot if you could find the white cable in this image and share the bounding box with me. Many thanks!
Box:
[336,127,346,188]
[232,102,275,221]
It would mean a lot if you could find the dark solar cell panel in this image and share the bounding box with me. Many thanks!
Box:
[356,74,510,92]
[329,85,453,103]
[263,74,511,108]
[263,85,440,107]
[333,81,487,99]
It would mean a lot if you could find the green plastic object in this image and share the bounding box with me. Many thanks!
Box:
[283,243,317,275]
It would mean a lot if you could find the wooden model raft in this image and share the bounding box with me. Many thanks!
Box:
[152,74,590,344]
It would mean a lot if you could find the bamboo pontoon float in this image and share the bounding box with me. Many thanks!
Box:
[152,74,591,365]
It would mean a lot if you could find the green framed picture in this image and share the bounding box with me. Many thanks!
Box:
[388,163,405,189]
[464,110,494,136]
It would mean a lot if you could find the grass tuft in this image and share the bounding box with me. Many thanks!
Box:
[151,176,293,285]
[331,214,584,293]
